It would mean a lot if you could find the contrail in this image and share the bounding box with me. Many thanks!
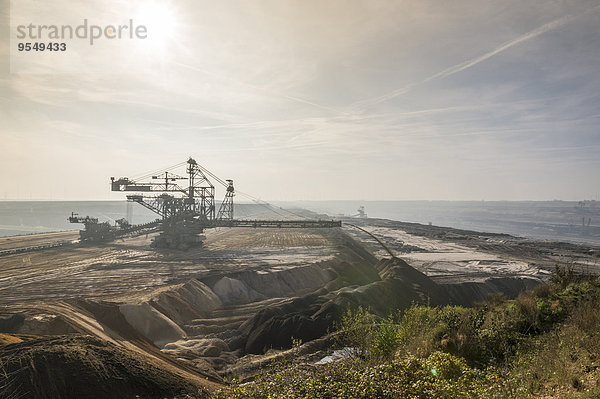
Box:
[354,6,598,110]
[172,61,350,116]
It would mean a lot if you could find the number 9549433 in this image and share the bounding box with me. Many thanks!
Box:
[17,42,66,51]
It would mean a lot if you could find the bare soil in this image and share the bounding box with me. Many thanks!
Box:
[0,230,79,251]
[0,334,211,399]
[0,220,598,397]
[0,228,339,305]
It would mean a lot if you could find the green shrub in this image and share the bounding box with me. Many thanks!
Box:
[397,305,460,357]
[371,318,400,359]
[211,352,506,399]
[333,306,377,358]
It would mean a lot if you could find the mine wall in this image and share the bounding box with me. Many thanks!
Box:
[443,276,543,306]
[0,230,548,385]
[0,257,544,376]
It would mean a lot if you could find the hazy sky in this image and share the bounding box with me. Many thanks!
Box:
[1,0,599,201]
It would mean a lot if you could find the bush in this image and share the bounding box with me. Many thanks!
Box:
[211,352,506,399]
[333,306,377,358]
[397,305,467,358]
[371,318,400,359]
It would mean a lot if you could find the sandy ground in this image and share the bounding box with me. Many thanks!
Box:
[0,228,339,305]
[1,220,596,308]
[0,230,79,251]
[352,225,548,283]
[0,227,342,395]
[343,218,599,283]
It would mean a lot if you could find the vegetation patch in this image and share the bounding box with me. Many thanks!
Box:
[211,266,600,398]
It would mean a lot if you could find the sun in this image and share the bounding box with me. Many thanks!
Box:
[134,1,178,48]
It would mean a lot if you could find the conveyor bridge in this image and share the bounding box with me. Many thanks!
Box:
[213,220,341,228]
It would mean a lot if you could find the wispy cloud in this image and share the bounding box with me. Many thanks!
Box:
[352,4,600,111]
[172,61,350,116]
[3,0,600,200]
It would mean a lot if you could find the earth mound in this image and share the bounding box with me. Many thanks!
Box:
[238,257,445,354]
[0,335,207,399]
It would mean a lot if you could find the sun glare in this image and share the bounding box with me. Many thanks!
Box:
[135,2,178,48]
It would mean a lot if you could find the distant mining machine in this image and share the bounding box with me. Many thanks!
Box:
[109,157,341,250]
[110,158,235,249]
[353,206,367,218]
[68,212,113,241]
[68,212,158,243]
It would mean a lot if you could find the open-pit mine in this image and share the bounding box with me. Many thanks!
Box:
[2,217,599,398]
[1,160,599,398]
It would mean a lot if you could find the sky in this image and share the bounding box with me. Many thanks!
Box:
[1,0,599,201]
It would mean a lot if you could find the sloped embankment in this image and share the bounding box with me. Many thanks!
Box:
[0,299,224,395]
[444,276,542,305]
[118,279,223,347]
[235,256,544,355]
[0,335,207,399]
[237,257,441,354]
